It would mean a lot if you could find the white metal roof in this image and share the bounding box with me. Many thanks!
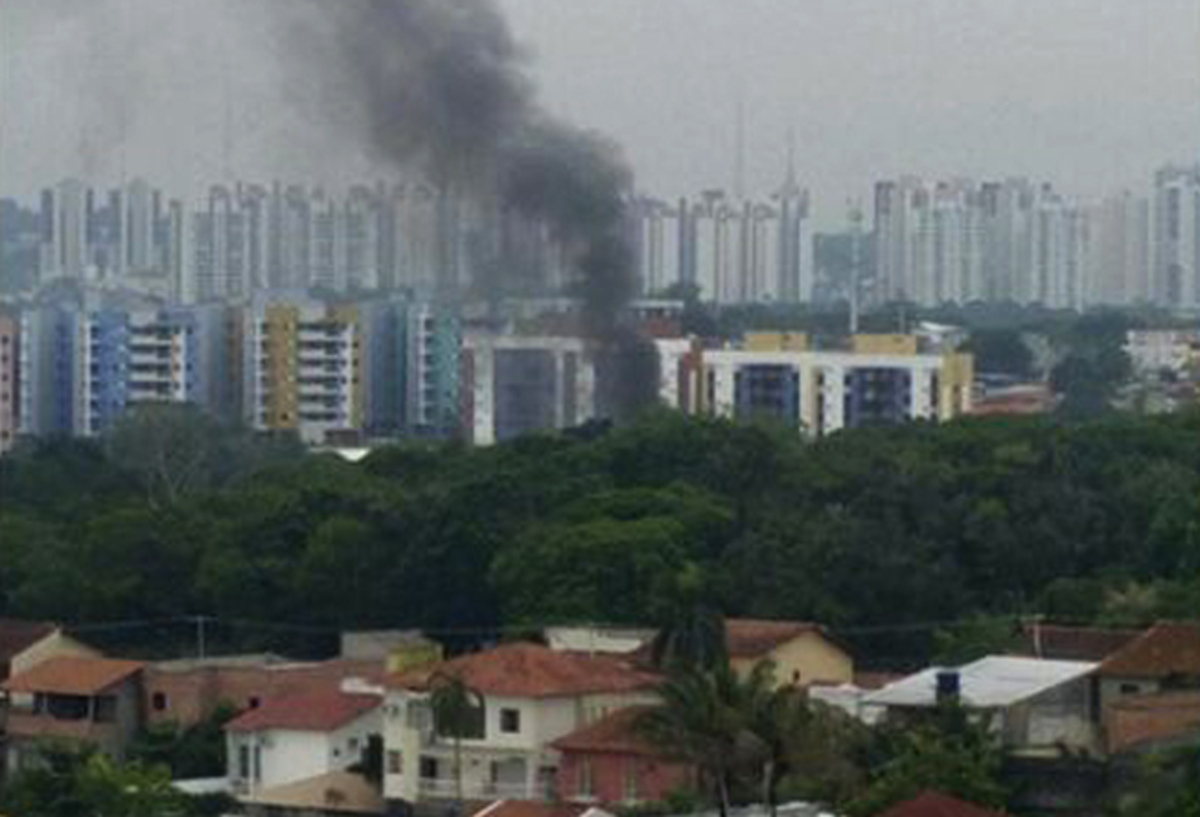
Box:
[863,656,1097,709]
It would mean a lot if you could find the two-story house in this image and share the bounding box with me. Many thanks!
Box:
[1,656,144,773]
[382,643,660,808]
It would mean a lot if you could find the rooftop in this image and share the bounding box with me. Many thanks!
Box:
[864,656,1096,709]
[725,619,828,660]
[225,690,381,733]
[551,706,662,757]
[876,791,1007,817]
[389,642,659,698]
[0,619,57,673]
[1097,622,1200,678]
[244,770,385,814]
[2,656,143,696]
[1016,623,1141,663]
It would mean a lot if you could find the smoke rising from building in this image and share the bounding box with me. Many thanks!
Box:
[312,0,657,419]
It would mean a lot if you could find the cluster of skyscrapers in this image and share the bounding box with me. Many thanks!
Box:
[868,169,1200,310]
[4,178,588,305]
[9,163,1200,310]
[2,174,816,307]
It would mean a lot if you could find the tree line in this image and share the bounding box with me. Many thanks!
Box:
[5,402,1200,663]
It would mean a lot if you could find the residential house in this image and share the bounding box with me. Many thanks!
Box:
[875,790,1008,817]
[382,642,660,807]
[225,687,383,798]
[241,770,386,816]
[0,619,100,748]
[143,654,385,729]
[1095,621,1200,708]
[1104,690,1200,754]
[725,619,853,687]
[552,706,693,806]
[2,657,144,773]
[864,656,1099,755]
[0,619,92,682]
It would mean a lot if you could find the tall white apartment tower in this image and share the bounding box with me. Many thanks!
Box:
[1153,165,1200,306]
[39,178,90,281]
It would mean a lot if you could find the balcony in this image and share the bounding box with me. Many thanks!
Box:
[417,777,542,801]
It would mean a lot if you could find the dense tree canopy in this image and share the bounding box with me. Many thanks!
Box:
[5,406,1200,663]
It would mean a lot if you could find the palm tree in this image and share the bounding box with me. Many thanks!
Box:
[638,661,777,817]
[649,566,728,671]
[429,671,483,811]
[745,678,811,817]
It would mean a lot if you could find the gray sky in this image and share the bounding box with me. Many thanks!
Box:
[3,0,1199,227]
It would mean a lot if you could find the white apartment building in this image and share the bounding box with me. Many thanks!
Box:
[1153,165,1200,307]
[461,333,597,446]
[658,337,973,436]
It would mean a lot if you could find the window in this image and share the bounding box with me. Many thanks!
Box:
[577,759,594,798]
[500,708,521,734]
[349,737,360,752]
[436,701,484,740]
[419,756,440,780]
[93,696,118,723]
[387,750,402,775]
[151,692,168,712]
[248,696,261,709]
[623,760,640,802]
[1119,682,1142,695]
[238,745,251,779]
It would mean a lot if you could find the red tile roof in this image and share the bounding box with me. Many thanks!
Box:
[725,619,824,659]
[0,619,56,674]
[551,706,665,757]
[473,801,594,817]
[876,791,1007,817]
[1097,622,1200,678]
[1017,623,1141,663]
[225,690,381,733]
[2,656,143,696]
[388,643,659,698]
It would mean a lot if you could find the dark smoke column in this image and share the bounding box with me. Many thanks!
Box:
[326,0,658,422]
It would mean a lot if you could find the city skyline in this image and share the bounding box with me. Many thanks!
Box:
[3,0,1199,229]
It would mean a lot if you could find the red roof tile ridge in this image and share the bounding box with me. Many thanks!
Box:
[387,642,659,697]
[225,688,382,733]
[1,656,144,695]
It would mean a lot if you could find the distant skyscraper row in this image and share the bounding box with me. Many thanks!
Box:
[630,173,814,304]
[8,163,1200,310]
[12,179,582,304]
[868,171,1200,309]
[4,176,814,307]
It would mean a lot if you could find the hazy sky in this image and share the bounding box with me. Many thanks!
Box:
[3,0,1199,227]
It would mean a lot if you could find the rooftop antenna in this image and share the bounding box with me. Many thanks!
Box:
[221,37,234,183]
[848,199,864,336]
[733,81,746,200]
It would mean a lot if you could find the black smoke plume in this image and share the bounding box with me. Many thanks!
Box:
[318,0,658,420]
